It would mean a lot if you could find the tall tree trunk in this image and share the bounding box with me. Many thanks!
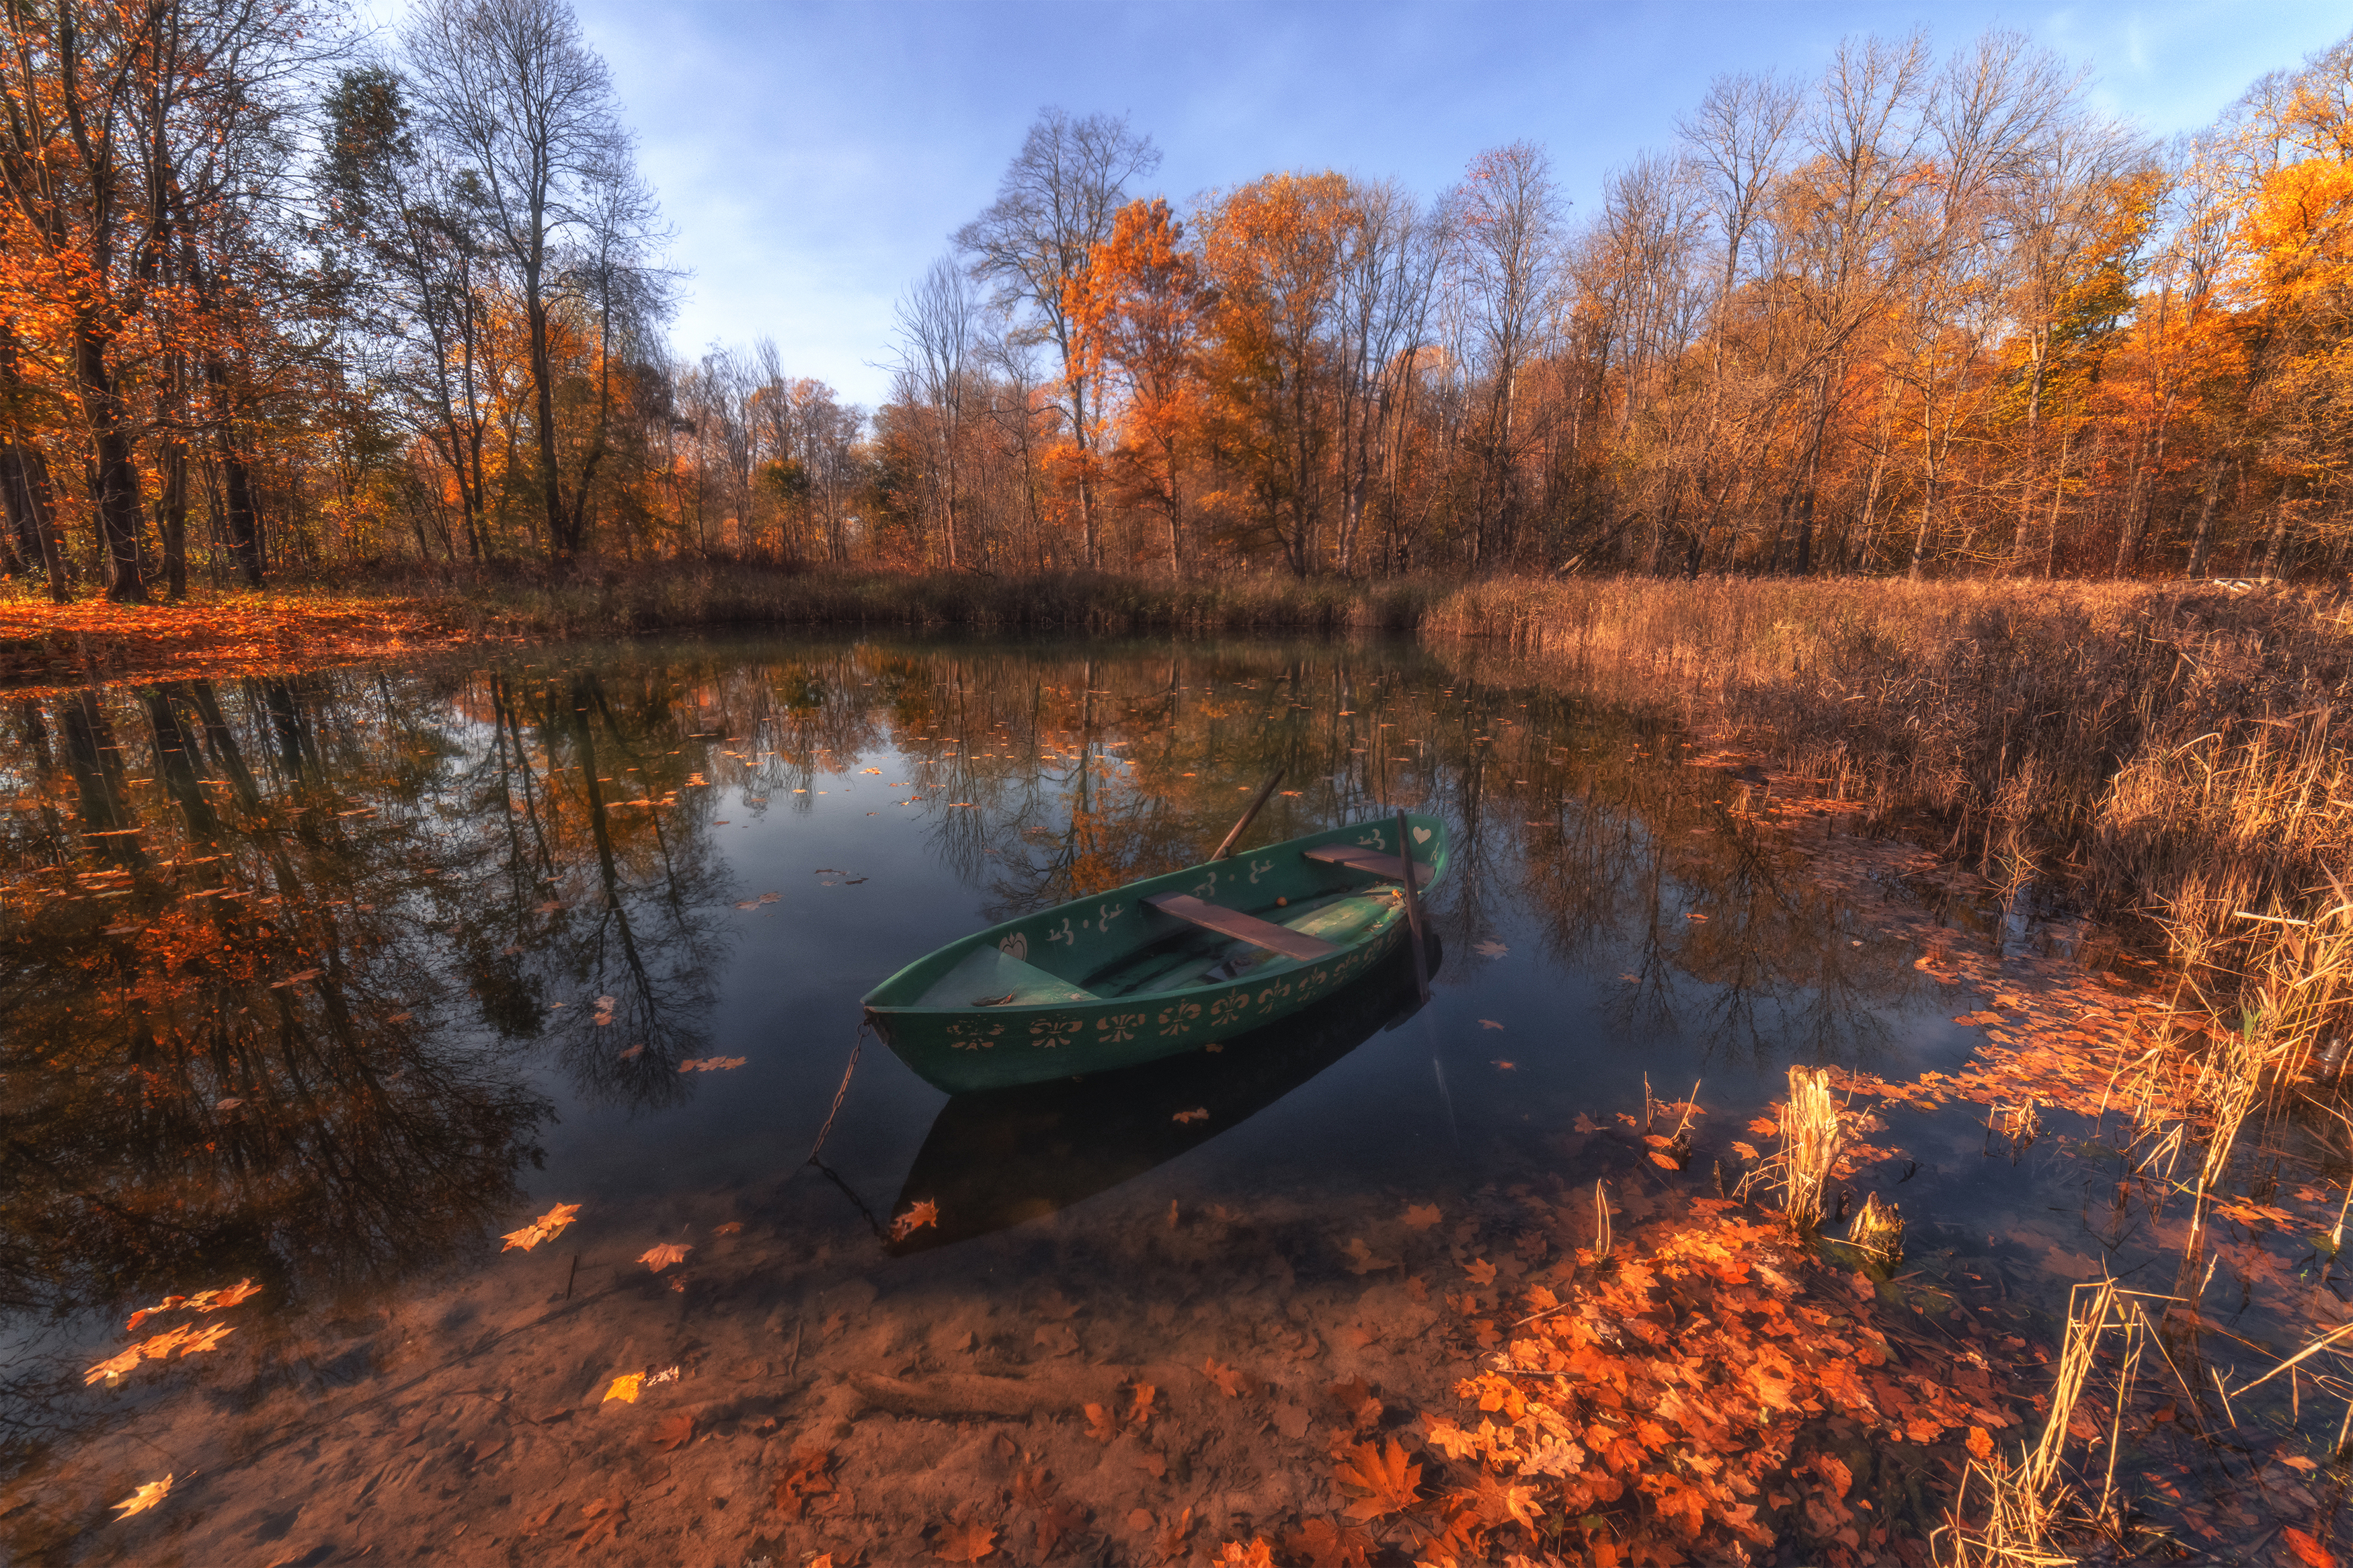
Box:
[528,290,567,562]
[75,325,147,602]
[156,434,188,598]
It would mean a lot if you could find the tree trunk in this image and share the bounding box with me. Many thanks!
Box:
[157,434,188,599]
[75,325,147,602]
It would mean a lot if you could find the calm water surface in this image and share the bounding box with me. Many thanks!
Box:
[1,634,2338,1563]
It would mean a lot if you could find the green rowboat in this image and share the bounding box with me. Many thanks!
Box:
[863,813,1447,1093]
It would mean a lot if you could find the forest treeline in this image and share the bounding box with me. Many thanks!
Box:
[3,4,2350,600]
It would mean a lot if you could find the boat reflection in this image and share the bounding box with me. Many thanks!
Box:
[886,934,1442,1253]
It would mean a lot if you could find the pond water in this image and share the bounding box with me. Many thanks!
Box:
[1,634,2346,1567]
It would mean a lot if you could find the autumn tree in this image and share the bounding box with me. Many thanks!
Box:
[1068,198,1208,574]
[956,108,1160,568]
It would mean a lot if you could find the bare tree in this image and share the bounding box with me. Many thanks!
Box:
[955,108,1159,568]
[891,256,979,567]
[403,0,641,563]
[1450,142,1566,567]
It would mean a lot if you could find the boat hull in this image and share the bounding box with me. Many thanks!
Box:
[863,814,1445,1094]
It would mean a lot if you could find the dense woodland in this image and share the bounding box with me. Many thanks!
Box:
[3,3,2352,598]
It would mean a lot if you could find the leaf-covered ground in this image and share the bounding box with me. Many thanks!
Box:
[0,592,499,689]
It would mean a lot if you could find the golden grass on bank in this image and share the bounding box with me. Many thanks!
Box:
[1939,1281,2151,1568]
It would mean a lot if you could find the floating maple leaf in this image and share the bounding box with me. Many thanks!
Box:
[713,1221,744,1235]
[501,1202,580,1252]
[1473,940,1507,958]
[603,1372,643,1403]
[1477,1019,1504,1030]
[123,1294,188,1332]
[1172,1106,1208,1124]
[649,1413,695,1451]
[889,1199,939,1240]
[83,1347,144,1385]
[110,1474,171,1520]
[678,1057,747,1072]
[1214,1538,1276,1566]
[1402,1203,1442,1229]
[178,1322,235,1356]
[1571,1112,1603,1133]
[638,1243,691,1272]
[1462,1257,1497,1284]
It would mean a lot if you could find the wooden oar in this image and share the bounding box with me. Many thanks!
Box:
[1211,768,1285,861]
[1395,809,1431,1006]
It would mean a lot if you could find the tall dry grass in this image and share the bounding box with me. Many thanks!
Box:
[1427,575,2353,1034]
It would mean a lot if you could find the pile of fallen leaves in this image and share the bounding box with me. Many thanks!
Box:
[1400,1196,2021,1567]
[0,591,497,688]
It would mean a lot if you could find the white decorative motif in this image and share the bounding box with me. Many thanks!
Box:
[1246,858,1273,885]
[1192,874,1219,898]
[1096,1012,1145,1043]
[1412,825,1432,845]
[1000,932,1028,960]
[1099,902,1126,928]
[1045,917,1075,947]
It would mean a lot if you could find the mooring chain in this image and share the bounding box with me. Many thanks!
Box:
[806,1016,870,1167]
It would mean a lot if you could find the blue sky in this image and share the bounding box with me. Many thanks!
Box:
[555,0,2349,407]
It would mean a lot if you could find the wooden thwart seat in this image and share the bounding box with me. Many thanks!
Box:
[1143,893,1342,962]
[1303,843,1430,889]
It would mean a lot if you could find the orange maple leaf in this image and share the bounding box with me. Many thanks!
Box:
[1213,1540,1276,1567]
[1462,1257,1497,1284]
[891,1199,940,1239]
[503,1202,581,1251]
[637,1243,691,1272]
[1334,1439,1423,1521]
[1401,1202,1441,1229]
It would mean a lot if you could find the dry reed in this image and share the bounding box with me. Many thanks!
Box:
[1770,1067,1842,1234]
[1939,1281,2151,1568]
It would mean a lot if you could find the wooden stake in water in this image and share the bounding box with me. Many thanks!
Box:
[1212,769,1285,861]
[1395,809,1430,1007]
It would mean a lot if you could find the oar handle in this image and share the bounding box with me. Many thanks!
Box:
[1396,809,1431,1006]
[1211,768,1285,861]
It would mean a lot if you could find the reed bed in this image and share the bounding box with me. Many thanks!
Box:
[1428,575,2353,1036]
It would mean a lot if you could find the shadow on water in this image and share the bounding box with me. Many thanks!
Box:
[887,933,1443,1254]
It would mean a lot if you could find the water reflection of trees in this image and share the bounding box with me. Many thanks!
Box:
[0,634,1947,1327]
[0,661,743,1321]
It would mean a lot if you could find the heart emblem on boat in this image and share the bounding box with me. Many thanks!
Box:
[1411,827,1431,845]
